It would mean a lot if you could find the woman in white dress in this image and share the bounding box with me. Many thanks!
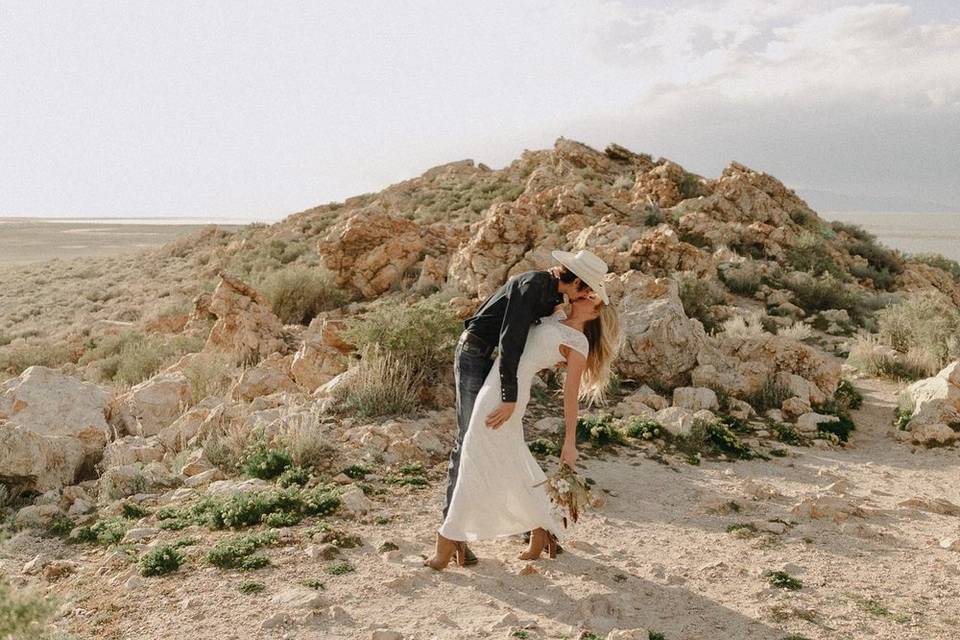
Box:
[425,294,621,569]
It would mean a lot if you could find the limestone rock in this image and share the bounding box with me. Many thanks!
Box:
[796,412,840,433]
[112,372,192,437]
[781,396,812,420]
[692,334,840,401]
[446,199,547,299]
[230,353,298,401]
[902,361,960,444]
[290,341,346,391]
[605,271,707,387]
[340,484,374,516]
[317,210,426,298]
[672,387,719,412]
[205,273,286,365]
[0,366,111,491]
[655,406,696,436]
[100,436,165,470]
[791,494,865,522]
[269,586,326,610]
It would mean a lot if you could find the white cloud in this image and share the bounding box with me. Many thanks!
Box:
[559,1,960,204]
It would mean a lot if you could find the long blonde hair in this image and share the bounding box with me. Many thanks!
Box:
[579,303,621,406]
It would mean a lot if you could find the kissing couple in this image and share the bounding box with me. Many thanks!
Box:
[425,249,621,569]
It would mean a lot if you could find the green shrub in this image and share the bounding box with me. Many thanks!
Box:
[73,517,130,546]
[276,465,310,488]
[778,272,867,321]
[341,464,370,479]
[623,418,664,440]
[330,346,422,418]
[240,445,293,480]
[207,531,277,569]
[263,510,302,528]
[120,502,150,519]
[770,423,809,447]
[46,515,75,538]
[876,292,960,375]
[676,273,725,333]
[765,570,803,590]
[785,233,842,277]
[302,578,326,590]
[0,340,78,377]
[576,414,626,446]
[849,238,903,275]
[816,413,855,443]
[833,379,864,413]
[850,262,897,291]
[77,331,204,385]
[688,419,754,460]
[139,544,184,577]
[745,380,793,412]
[301,487,342,517]
[648,633,667,640]
[325,561,355,575]
[719,261,765,296]
[528,437,560,456]
[343,298,461,384]
[830,221,873,242]
[238,581,266,595]
[258,266,346,325]
[909,253,960,280]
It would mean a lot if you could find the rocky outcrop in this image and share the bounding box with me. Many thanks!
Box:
[692,334,841,402]
[111,371,193,437]
[0,366,111,491]
[230,353,299,401]
[446,199,548,298]
[605,271,707,388]
[899,361,960,445]
[317,211,425,298]
[627,226,714,277]
[205,273,287,365]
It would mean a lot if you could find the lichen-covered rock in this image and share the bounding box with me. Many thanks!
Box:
[605,271,707,388]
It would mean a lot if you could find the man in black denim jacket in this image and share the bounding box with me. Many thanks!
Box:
[442,261,598,564]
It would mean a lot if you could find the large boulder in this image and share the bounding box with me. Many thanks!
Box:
[691,334,841,402]
[0,367,111,491]
[289,340,347,392]
[605,271,707,388]
[230,353,299,401]
[901,361,960,445]
[111,371,192,437]
[317,210,425,298]
[205,273,287,365]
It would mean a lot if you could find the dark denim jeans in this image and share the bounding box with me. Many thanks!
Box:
[442,332,494,519]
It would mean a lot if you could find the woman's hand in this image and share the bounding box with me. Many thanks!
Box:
[560,441,578,468]
[485,402,516,429]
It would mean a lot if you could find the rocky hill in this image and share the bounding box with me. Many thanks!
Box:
[2,138,960,640]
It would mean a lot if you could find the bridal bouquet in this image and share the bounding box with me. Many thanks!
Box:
[535,464,604,528]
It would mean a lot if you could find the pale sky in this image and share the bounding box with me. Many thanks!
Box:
[1,0,958,222]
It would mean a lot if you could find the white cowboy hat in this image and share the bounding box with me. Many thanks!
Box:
[551,249,610,305]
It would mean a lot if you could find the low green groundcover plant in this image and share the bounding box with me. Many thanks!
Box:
[139,544,184,577]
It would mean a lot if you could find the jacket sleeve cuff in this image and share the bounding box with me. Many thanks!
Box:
[500,384,518,403]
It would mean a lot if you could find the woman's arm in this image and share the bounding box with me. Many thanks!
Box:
[559,345,587,469]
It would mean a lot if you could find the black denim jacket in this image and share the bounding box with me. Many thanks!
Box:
[463,270,563,402]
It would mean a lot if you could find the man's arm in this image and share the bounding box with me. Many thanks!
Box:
[497,273,547,402]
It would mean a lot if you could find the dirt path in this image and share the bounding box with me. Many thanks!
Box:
[4,377,960,640]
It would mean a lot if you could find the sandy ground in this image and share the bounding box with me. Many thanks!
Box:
[0,218,243,266]
[2,378,960,640]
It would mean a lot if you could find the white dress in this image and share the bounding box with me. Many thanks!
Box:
[438,312,590,542]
